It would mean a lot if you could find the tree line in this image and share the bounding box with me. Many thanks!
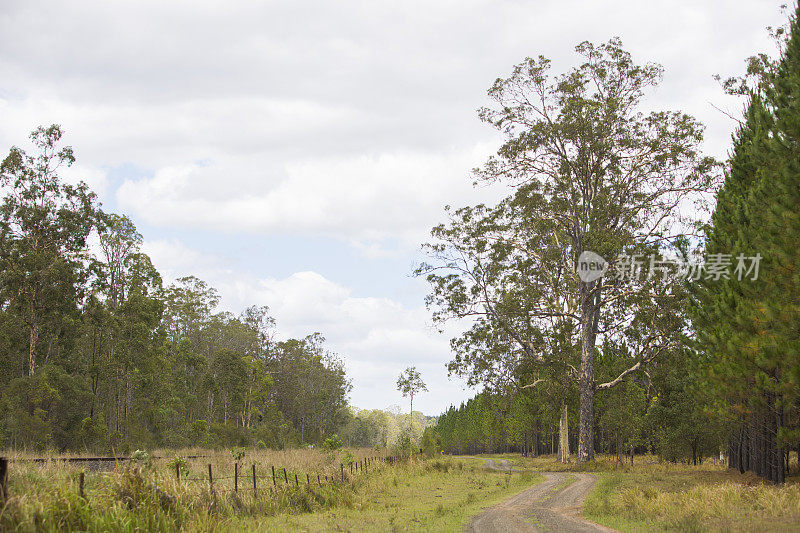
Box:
[421,8,800,482]
[0,126,352,452]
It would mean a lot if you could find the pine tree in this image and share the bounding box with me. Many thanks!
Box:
[694,6,800,484]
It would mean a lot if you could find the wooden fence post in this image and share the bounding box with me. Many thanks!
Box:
[253,464,257,497]
[283,467,288,485]
[306,473,310,485]
[350,462,353,475]
[340,463,344,483]
[317,473,321,485]
[208,464,214,492]
[294,473,298,487]
[235,463,239,493]
[176,462,181,482]
[272,465,276,487]
[0,457,8,503]
[79,472,85,498]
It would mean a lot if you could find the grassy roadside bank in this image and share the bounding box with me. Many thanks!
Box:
[484,453,800,532]
[584,470,800,532]
[219,457,543,532]
[0,451,543,532]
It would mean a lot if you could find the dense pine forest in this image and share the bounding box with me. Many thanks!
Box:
[422,10,800,484]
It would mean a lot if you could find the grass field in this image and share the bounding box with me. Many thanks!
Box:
[0,450,542,532]
[218,457,543,532]
[4,449,800,532]
[489,452,800,532]
[0,447,382,532]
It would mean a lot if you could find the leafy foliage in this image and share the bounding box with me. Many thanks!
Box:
[0,126,355,452]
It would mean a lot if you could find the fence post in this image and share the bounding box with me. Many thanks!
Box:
[294,473,298,487]
[317,473,321,485]
[176,462,181,482]
[272,465,276,487]
[306,473,310,485]
[235,463,239,493]
[208,464,214,493]
[79,472,85,498]
[283,467,288,485]
[340,463,344,483]
[350,462,353,475]
[253,463,257,497]
[0,457,8,503]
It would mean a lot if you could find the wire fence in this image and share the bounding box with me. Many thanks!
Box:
[0,454,387,502]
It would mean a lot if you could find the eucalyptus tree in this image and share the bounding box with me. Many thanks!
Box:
[96,213,143,310]
[397,366,427,462]
[419,39,717,462]
[0,125,97,377]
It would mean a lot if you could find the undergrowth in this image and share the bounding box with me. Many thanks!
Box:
[0,449,379,532]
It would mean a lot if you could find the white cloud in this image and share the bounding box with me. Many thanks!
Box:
[140,238,474,413]
[142,238,223,283]
[116,144,506,252]
[0,0,789,413]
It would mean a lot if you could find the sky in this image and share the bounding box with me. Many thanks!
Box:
[0,0,787,415]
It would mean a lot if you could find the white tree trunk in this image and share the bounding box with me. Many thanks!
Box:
[410,393,414,464]
[558,402,570,463]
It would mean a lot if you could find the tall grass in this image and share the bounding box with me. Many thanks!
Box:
[583,468,800,532]
[0,447,382,532]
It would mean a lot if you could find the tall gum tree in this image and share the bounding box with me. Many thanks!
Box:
[419,39,717,462]
[0,125,97,377]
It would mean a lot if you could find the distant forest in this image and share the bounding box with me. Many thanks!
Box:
[0,125,419,453]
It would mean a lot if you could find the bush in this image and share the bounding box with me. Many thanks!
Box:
[231,447,246,462]
[323,434,344,451]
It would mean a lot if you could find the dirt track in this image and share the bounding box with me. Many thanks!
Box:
[465,458,616,533]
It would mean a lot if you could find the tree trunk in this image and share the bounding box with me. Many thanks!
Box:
[558,402,570,463]
[577,283,597,463]
[409,393,414,464]
[28,320,38,376]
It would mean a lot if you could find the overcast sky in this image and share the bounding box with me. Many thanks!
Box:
[0,0,786,415]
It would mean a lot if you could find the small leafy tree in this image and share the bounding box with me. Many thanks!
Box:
[396,366,427,463]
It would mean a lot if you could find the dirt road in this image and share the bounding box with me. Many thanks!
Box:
[465,458,615,533]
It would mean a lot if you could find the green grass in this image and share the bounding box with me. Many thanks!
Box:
[0,452,545,532]
[482,453,800,532]
[0,448,377,532]
[498,455,800,533]
[216,457,544,532]
[583,470,800,532]
[10,449,798,532]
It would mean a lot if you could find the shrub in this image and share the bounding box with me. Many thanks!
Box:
[322,434,343,451]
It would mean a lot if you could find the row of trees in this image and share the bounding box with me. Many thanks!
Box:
[339,406,433,449]
[422,8,800,482]
[692,8,800,484]
[426,348,723,465]
[0,126,352,452]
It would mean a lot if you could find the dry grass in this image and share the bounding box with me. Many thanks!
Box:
[0,447,383,532]
[481,453,800,531]
[493,452,730,474]
[220,456,545,532]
